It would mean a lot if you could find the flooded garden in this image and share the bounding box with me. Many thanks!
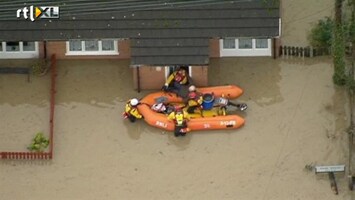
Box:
[0,56,351,200]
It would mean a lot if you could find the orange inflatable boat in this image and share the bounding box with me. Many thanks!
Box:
[137,85,245,132]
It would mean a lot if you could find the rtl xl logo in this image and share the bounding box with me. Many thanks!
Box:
[16,6,59,21]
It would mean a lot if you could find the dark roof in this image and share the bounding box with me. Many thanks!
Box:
[0,0,280,65]
[131,38,209,65]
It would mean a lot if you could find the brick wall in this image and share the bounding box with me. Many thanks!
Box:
[43,38,210,90]
[38,41,45,59]
[273,38,281,58]
[45,38,218,60]
[132,66,166,90]
[209,38,220,58]
[191,66,208,87]
[45,39,131,59]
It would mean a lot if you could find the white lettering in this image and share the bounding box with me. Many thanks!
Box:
[15,6,59,21]
[220,120,236,126]
[155,121,167,128]
[29,6,34,21]
[23,7,29,19]
[16,9,22,18]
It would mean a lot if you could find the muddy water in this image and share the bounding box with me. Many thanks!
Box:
[0,60,50,151]
[0,57,351,200]
[281,0,334,46]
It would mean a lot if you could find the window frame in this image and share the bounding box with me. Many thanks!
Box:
[238,38,253,49]
[222,37,236,49]
[0,41,39,59]
[255,38,269,49]
[220,38,272,57]
[65,39,119,56]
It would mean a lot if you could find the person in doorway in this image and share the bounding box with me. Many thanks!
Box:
[167,107,190,137]
[186,85,203,114]
[162,66,189,95]
[123,98,143,123]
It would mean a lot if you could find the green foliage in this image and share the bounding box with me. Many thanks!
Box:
[27,132,49,152]
[346,73,355,90]
[349,12,355,43]
[308,17,334,49]
[332,25,347,86]
[262,0,279,6]
[262,0,279,15]
[31,59,47,76]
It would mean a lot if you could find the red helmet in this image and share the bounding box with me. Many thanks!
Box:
[174,106,183,113]
[188,92,197,99]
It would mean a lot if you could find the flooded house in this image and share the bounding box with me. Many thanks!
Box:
[3,1,354,199]
[0,0,280,90]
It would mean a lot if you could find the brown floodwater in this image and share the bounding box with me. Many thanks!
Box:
[0,59,50,151]
[0,56,351,200]
[281,0,334,47]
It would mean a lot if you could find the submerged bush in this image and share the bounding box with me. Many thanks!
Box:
[332,24,347,86]
[27,132,49,152]
[31,59,48,76]
[308,17,334,49]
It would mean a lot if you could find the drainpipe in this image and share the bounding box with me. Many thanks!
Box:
[136,66,141,93]
[43,41,47,60]
[273,38,277,59]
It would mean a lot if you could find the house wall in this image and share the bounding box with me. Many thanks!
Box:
[273,38,282,58]
[38,42,45,59]
[209,38,220,58]
[43,37,271,60]
[42,36,278,91]
[42,39,209,90]
[191,66,208,87]
[45,39,131,59]
[132,66,208,90]
[132,66,166,90]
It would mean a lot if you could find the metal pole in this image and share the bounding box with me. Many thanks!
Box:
[136,66,141,93]
[348,61,354,190]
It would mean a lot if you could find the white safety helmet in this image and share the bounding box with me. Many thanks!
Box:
[188,85,196,92]
[130,98,139,106]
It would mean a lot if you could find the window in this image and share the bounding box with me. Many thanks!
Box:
[85,40,99,51]
[0,41,38,59]
[6,42,20,51]
[223,38,236,49]
[238,38,252,49]
[69,40,82,51]
[220,38,271,57]
[256,39,268,49]
[102,40,115,51]
[23,42,36,51]
[66,39,118,55]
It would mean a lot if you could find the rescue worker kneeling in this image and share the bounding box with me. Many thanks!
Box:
[186,85,203,114]
[123,98,143,123]
[162,67,189,95]
[167,107,190,137]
